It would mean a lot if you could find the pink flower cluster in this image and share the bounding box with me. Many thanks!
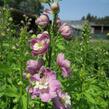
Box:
[29,67,60,102]
[26,53,71,79]
[35,10,73,40]
[26,60,71,108]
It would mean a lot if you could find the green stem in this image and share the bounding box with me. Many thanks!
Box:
[27,91,29,109]
[44,12,58,109]
[44,102,48,109]
[0,39,3,62]
[48,46,52,67]
[17,68,22,108]
[48,2,51,7]
[19,63,23,109]
[52,14,57,36]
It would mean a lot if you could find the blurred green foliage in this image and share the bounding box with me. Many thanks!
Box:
[0,0,43,15]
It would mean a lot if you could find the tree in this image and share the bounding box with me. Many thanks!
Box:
[0,0,43,15]
[81,16,85,21]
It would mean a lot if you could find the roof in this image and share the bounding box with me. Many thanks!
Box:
[63,20,109,30]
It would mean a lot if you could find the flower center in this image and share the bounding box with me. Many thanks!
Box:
[33,41,44,50]
[34,79,49,90]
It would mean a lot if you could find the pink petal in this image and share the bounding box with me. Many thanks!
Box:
[40,93,51,102]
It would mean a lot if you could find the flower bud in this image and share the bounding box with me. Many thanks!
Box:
[31,34,37,38]
[51,2,60,14]
[35,14,49,26]
[26,73,31,79]
[59,23,73,40]
[18,81,23,86]
[26,59,44,75]
[13,98,18,103]
[9,17,13,22]
[56,17,62,27]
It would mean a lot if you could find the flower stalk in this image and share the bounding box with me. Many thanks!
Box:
[26,1,72,109]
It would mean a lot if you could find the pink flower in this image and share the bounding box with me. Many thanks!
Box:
[57,53,71,77]
[52,97,65,109]
[35,14,49,26]
[30,31,50,56]
[59,23,72,40]
[26,59,44,75]
[29,67,61,102]
[52,90,71,109]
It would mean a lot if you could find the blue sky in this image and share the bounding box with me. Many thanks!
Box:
[59,0,109,20]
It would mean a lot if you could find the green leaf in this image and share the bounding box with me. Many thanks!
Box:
[56,43,65,50]
[5,85,18,97]
[21,94,27,109]
[84,92,96,104]
[0,64,11,74]
[0,92,4,97]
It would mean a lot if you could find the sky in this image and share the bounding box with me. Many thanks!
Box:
[59,0,109,20]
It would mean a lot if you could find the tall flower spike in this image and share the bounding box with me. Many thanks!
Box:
[57,53,71,77]
[30,31,50,56]
[59,23,73,40]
